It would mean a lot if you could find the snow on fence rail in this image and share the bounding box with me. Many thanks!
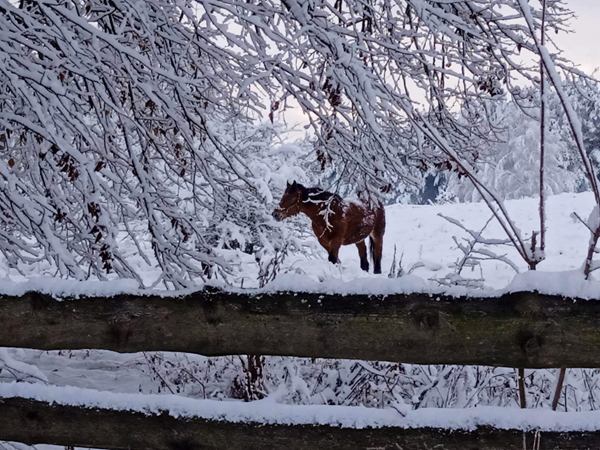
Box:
[3,382,600,450]
[2,286,600,368]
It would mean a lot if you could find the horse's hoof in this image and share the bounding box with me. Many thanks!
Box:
[328,253,340,264]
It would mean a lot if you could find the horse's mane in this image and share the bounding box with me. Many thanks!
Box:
[301,186,342,203]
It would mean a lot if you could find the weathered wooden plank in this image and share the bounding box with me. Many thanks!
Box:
[2,288,600,368]
[1,395,598,450]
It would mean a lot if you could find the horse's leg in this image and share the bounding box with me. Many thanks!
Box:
[371,205,386,274]
[328,235,343,265]
[371,235,383,274]
[356,240,369,272]
[316,237,338,264]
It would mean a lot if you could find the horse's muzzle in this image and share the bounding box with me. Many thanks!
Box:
[272,210,283,221]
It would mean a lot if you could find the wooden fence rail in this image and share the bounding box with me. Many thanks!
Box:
[2,395,600,450]
[2,287,600,368]
[4,287,600,449]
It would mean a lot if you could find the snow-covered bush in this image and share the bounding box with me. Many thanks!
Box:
[137,352,600,413]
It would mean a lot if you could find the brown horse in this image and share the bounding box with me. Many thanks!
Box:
[273,181,385,274]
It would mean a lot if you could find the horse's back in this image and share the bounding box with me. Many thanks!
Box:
[342,199,381,245]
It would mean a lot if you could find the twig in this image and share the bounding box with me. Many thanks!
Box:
[538,0,547,256]
[552,367,566,411]
[572,212,595,235]
[518,367,526,409]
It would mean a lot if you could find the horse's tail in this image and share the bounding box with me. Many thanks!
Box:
[368,235,375,265]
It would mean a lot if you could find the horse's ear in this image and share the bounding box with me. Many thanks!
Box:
[291,180,297,187]
[286,181,291,187]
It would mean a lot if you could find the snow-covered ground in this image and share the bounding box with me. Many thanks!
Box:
[281,190,597,292]
[1,191,598,296]
[2,192,600,437]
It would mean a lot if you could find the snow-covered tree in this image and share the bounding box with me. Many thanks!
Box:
[443,96,580,202]
[0,0,593,284]
[550,79,600,187]
[0,0,313,288]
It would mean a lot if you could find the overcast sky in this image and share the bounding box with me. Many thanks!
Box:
[555,0,600,74]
